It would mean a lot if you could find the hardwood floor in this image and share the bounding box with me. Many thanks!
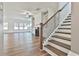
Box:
[1,32,50,56]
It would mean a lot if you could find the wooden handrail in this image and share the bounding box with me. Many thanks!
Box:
[43,2,69,26]
[40,2,69,49]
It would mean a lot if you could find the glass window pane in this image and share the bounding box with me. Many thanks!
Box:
[14,27,18,30]
[24,23,27,29]
[19,23,23,30]
[3,22,8,30]
[14,23,19,30]
[4,27,8,30]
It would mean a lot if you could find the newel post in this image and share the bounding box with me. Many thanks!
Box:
[40,23,43,49]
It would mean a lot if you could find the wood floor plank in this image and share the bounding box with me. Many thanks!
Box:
[1,32,49,56]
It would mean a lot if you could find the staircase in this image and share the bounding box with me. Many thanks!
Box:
[43,14,71,56]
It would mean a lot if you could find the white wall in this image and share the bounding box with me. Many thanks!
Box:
[0,3,3,54]
[59,2,71,22]
[48,5,58,19]
[71,2,79,54]
[33,12,41,28]
[42,3,58,24]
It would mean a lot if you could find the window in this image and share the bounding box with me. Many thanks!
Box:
[14,23,19,30]
[24,23,27,30]
[19,23,24,30]
[3,22,8,30]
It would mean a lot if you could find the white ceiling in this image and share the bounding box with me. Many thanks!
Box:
[3,2,58,23]
[4,2,58,9]
[3,2,58,13]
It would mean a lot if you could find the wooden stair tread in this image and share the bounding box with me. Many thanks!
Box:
[54,33,71,40]
[63,21,71,23]
[49,40,71,50]
[59,25,71,28]
[52,35,71,41]
[67,16,71,17]
[45,45,67,56]
[51,37,71,45]
[65,18,71,20]
[58,28,71,29]
[57,29,71,31]
[61,24,71,26]
[69,14,71,15]
[55,31,71,34]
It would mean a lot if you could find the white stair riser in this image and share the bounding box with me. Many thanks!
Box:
[59,26,71,28]
[50,37,71,45]
[57,30,71,33]
[54,33,71,38]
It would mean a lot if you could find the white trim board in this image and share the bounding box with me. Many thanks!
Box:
[68,51,79,56]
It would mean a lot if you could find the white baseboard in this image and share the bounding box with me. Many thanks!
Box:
[68,51,79,56]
